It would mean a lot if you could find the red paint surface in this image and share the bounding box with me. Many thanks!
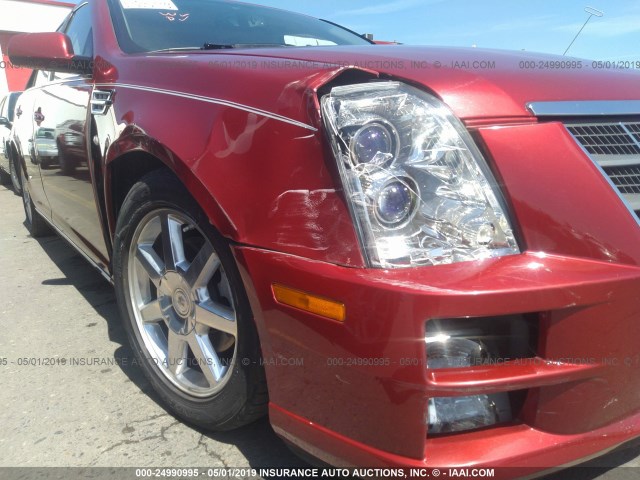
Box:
[5,1,640,474]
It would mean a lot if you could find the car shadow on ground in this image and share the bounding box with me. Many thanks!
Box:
[541,438,640,480]
[32,230,309,469]
[31,228,640,476]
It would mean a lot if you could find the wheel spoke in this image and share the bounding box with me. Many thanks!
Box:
[166,330,188,376]
[136,244,164,286]
[139,299,163,324]
[161,214,185,272]
[185,242,220,289]
[196,301,237,337]
[189,333,226,387]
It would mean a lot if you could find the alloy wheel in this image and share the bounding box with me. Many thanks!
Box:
[127,208,238,398]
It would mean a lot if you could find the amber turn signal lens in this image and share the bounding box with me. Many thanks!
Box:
[272,284,345,322]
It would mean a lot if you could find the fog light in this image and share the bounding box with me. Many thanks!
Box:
[426,336,487,369]
[428,394,511,434]
[426,332,512,434]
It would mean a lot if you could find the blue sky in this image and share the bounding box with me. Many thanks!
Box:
[59,0,639,61]
[253,0,639,61]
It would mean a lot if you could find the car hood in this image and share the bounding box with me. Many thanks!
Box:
[237,45,640,121]
[119,46,640,127]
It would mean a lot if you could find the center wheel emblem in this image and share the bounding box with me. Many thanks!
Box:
[172,288,192,318]
[161,271,197,336]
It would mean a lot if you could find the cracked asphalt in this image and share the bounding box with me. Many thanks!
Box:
[1,183,640,480]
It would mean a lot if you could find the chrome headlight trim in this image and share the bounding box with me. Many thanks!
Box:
[322,81,520,268]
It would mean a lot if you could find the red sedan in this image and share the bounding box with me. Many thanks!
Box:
[7,0,640,475]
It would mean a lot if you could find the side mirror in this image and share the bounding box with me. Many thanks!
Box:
[8,32,92,75]
[0,117,11,128]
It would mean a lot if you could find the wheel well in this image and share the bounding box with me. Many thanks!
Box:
[109,150,237,242]
[109,151,170,221]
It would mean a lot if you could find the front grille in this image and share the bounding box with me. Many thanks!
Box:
[625,123,640,143]
[565,121,640,217]
[603,165,640,194]
[566,123,640,156]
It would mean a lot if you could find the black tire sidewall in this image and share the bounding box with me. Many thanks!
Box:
[112,170,264,430]
[10,155,22,194]
[21,167,50,237]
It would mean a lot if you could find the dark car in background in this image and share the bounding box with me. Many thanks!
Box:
[0,90,23,193]
[54,119,84,173]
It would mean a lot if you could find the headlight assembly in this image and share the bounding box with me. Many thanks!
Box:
[321,82,520,268]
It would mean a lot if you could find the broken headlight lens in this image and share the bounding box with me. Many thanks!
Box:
[321,82,519,268]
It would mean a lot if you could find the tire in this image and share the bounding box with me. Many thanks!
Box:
[10,153,22,195]
[20,167,52,237]
[113,169,267,431]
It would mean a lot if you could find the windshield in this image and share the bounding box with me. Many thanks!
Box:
[108,0,371,53]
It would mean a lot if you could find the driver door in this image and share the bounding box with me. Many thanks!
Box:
[33,2,110,270]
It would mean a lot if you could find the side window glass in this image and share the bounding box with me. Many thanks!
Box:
[0,98,6,118]
[65,5,93,58]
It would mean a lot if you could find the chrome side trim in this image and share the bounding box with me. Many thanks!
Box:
[93,83,317,131]
[564,125,640,227]
[592,156,640,167]
[91,89,114,115]
[527,101,640,117]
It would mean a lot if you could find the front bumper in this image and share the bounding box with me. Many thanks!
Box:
[233,245,640,474]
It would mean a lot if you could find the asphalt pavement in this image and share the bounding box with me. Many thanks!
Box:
[0,183,306,476]
[0,182,639,480]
